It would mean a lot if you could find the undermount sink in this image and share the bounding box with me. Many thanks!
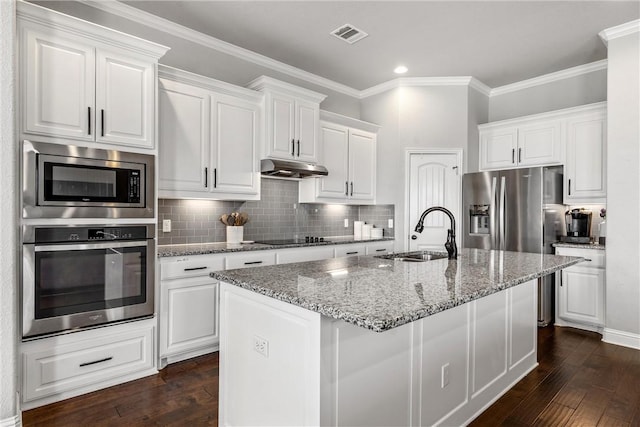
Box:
[375,251,448,262]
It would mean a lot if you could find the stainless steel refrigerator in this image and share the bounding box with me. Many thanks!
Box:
[462,166,565,326]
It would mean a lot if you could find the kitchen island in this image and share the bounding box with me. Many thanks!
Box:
[212,248,582,426]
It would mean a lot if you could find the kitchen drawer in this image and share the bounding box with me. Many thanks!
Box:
[161,254,226,280]
[22,320,155,403]
[225,251,276,269]
[334,244,366,258]
[555,247,605,269]
[365,241,395,255]
[276,246,335,264]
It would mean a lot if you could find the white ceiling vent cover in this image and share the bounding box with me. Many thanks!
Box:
[331,24,368,44]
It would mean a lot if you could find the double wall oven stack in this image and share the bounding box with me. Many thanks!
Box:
[21,141,156,339]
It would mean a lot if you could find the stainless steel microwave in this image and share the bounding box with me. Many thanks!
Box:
[23,140,154,219]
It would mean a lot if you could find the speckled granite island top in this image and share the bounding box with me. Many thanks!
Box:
[211,248,582,332]
[157,236,394,257]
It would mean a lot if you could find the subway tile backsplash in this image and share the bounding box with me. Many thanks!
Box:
[157,178,394,245]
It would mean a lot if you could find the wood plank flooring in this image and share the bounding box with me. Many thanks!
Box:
[22,326,640,426]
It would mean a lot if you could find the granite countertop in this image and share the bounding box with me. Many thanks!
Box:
[157,236,394,258]
[552,242,605,250]
[211,248,583,332]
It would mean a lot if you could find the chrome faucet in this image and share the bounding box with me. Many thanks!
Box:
[414,206,458,259]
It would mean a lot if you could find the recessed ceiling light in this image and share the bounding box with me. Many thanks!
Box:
[394,65,408,74]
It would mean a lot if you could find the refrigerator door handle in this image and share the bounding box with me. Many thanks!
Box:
[500,176,506,250]
[490,176,498,249]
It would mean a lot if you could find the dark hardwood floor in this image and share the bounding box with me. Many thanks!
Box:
[23,326,640,426]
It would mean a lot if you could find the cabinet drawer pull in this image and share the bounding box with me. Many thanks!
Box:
[375,248,387,252]
[244,261,263,265]
[584,258,592,262]
[80,356,113,367]
[346,251,359,255]
[291,139,295,156]
[184,266,207,271]
[101,109,105,137]
[88,107,91,135]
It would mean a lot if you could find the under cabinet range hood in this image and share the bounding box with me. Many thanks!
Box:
[260,159,328,178]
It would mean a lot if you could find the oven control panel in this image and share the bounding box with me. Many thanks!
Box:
[28,225,153,243]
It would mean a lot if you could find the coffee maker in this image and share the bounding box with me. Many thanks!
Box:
[562,208,592,243]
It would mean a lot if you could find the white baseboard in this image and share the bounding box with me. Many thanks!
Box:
[602,328,640,350]
[0,415,21,427]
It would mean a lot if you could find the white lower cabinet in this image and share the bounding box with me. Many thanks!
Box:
[334,244,366,258]
[21,318,156,410]
[555,247,605,331]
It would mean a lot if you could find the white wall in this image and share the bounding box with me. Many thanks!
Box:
[489,69,607,121]
[467,88,490,173]
[0,0,19,424]
[32,0,361,117]
[604,29,640,346]
[361,85,471,251]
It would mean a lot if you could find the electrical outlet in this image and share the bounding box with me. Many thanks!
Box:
[344,218,349,228]
[388,219,394,229]
[162,219,172,233]
[253,335,269,358]
[441,363,450,388]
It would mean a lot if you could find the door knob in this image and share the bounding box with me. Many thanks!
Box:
[411,235,417,240]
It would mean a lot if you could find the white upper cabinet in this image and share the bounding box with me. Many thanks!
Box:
[17,2,168,150]
[564,109,607,204]
[479,120,562,170]
[299,111,379,205]
[158,66,261,200]
[478,102,607,202]
[247,76,326,163]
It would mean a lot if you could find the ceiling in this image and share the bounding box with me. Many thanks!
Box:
[123,1,639,90]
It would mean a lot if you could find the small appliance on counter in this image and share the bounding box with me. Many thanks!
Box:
[561,208,592,243]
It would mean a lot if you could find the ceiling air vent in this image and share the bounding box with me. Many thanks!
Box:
[330,24,368,44]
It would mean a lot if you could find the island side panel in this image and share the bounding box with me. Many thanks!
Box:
[219,282,322,426]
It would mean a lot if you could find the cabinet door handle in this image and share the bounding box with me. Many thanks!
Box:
[345,181,349,196]
[204,167,208,188]
[214,168,217,188]
[346,251,359,255]
[512,148,515,164]
[518,148,522,163]
[584,258,592,262]
[101,109,105,137]
[244,261,263,265]
[297,140,300,157]
[291,139,295,156]
[350,182,354,196]
[184,266,207,271]
[88,107,91,135]
[568,179,571,195]
[80,356,113,367]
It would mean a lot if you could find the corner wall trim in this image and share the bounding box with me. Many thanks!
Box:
[602,328,640,350]
[0,415,21,427]
[490,60,608,97]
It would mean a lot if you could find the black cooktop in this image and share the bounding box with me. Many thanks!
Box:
[255,237,330,245]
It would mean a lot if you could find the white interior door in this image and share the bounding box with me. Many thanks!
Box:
[408,152,461,251]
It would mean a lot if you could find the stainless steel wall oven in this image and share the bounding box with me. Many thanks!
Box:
[22,224,155,339]
[23,140,154,219]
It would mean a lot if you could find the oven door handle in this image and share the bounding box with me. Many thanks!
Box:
[34,241,148,252]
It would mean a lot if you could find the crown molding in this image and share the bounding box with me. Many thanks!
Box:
[359,76,483,99]
[78,0,361,98]
[478,101,606,130]
[599,19,640,46]
[490,60,608,97]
